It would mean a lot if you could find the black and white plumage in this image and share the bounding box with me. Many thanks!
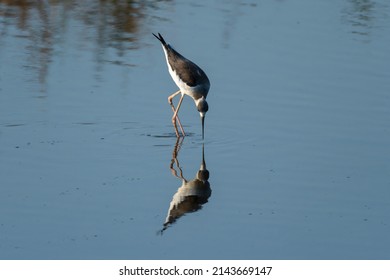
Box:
[153,33,210,139]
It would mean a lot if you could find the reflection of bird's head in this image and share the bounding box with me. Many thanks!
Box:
[197,169,209,181]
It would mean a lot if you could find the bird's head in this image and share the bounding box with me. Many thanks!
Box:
[196,97,208,139]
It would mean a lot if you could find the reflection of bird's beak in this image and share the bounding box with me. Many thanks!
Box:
[201,114,205,139]
[201,143,206,169]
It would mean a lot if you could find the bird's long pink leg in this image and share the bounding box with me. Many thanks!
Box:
[168,90,185,137]
[171,94,185,137]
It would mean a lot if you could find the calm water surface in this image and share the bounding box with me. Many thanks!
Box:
[0,0,389,259]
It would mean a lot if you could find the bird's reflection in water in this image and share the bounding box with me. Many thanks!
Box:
[159,138,211,234]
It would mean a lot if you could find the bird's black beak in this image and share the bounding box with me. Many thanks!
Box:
[201,114,205,140]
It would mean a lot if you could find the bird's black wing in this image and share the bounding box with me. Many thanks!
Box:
[167,46,209,87]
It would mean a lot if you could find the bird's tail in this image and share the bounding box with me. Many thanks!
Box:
[152,33,167,46]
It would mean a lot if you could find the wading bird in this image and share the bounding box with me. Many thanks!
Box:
[153,33,210,139]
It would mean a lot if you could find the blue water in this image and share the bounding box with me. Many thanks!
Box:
[0,0,389,259]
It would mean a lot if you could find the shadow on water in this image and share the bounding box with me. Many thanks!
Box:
[0,0,151,88]
[341,0,387,40]
[158,138,211,235]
